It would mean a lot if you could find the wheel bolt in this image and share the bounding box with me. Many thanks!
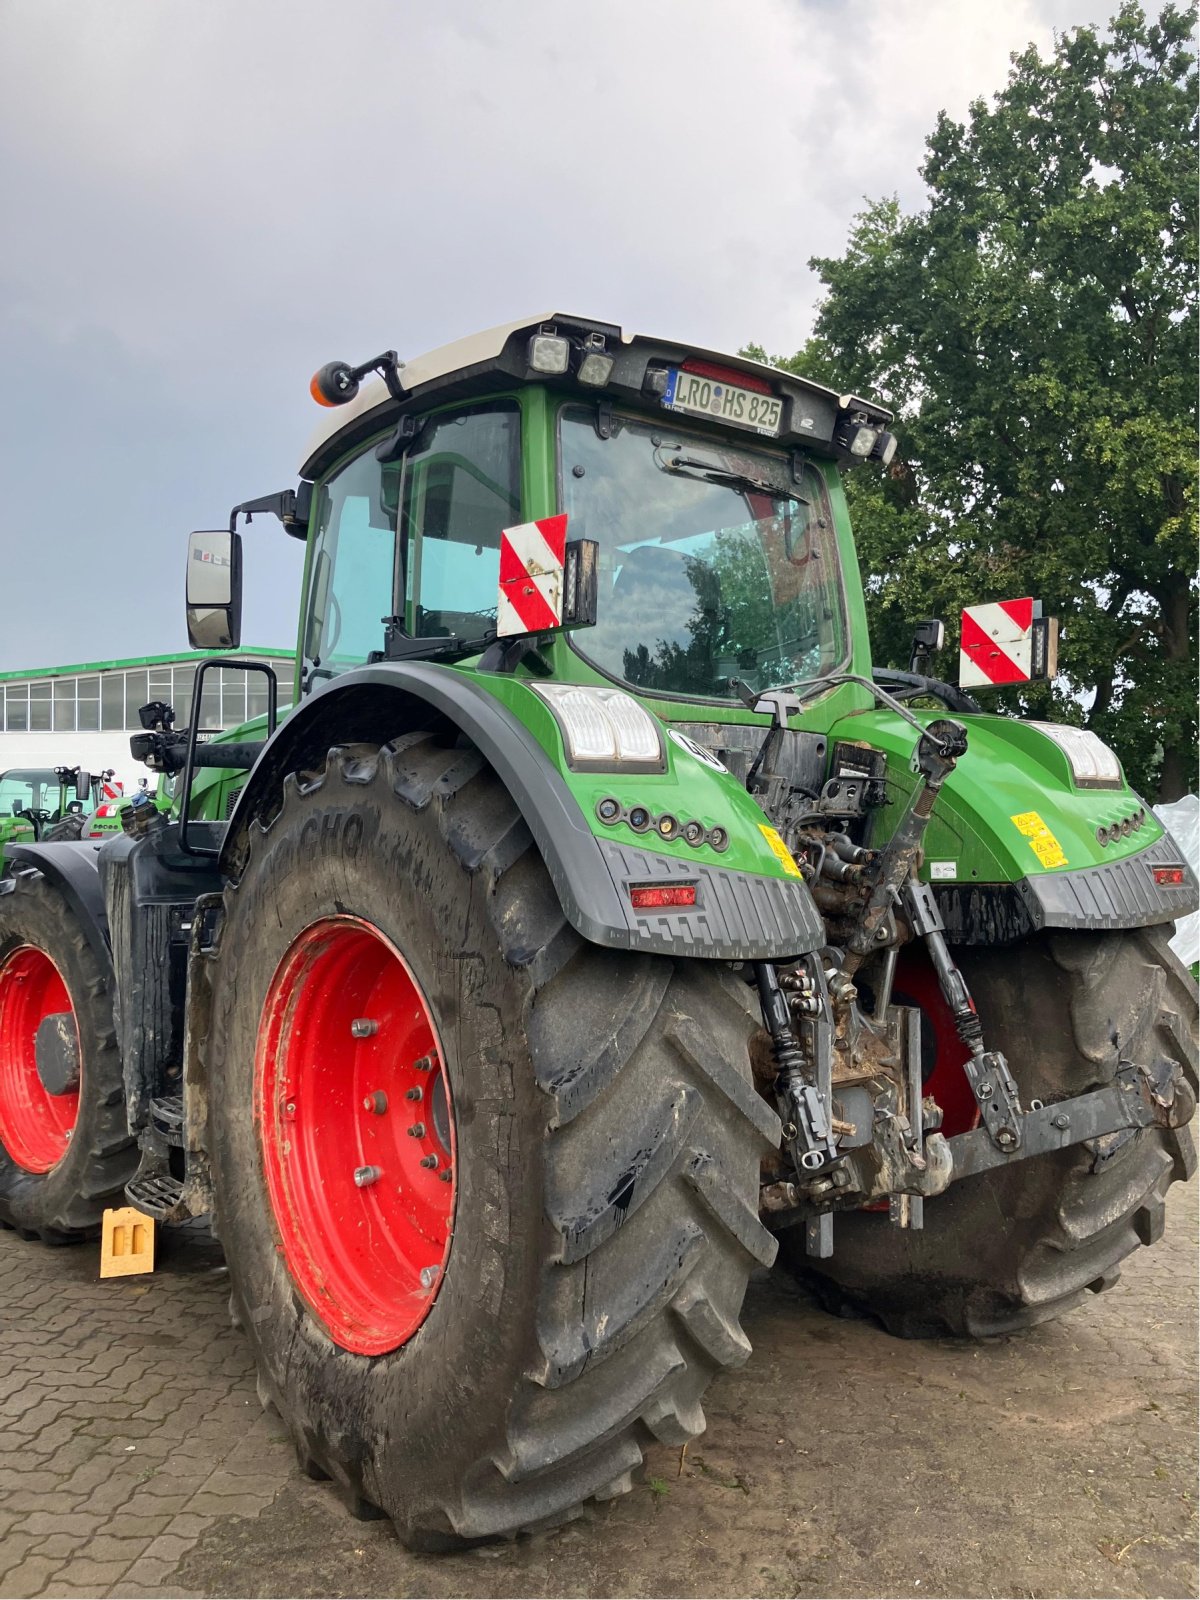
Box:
[351,1018,379,1038]
[405,1087,423,1102]
[419,1266,439,1289]
[420,1153,439,1169]
[363,1091,387,1115]
[407,1122,426,1138]
[413,1054,434,1072]
[439,1168,453,1183]
[353,1165,382,1188]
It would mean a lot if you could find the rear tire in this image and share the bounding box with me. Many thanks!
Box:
[208,733,780,1548]
[778,928,1197,1337]
[0,867,136,1241]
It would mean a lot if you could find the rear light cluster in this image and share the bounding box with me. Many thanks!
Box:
[1153,865,1186,887]
[628,884,697,910]
[595,796,728,853]
[679,357,772,395]
[1096,807,1147,845]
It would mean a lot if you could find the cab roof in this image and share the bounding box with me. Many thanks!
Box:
[299,312,892,481]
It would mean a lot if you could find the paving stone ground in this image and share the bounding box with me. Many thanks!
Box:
[1,1179,1195,1599]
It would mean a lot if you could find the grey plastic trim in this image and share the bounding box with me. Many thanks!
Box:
[596,838,823,959]
[935,834,1198,945]
[220,663,824,961]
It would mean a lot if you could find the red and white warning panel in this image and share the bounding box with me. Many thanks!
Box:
[960,598,1058,688]
[497,514,568,636]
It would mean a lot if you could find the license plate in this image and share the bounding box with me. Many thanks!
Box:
[662,369,783,436]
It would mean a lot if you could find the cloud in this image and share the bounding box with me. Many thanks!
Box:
[0,0,1119,670]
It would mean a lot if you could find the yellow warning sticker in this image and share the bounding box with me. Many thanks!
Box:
[1011,810,1068,869]
[759,824,803,878]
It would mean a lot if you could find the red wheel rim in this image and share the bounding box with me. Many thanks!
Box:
[257,916,456,1356]
[0,946,80,1173]
[893,946,981,1139]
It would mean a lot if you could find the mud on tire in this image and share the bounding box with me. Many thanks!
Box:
[778,927,1197,1338]
[0,866,136,1241]
[208,732,780,1549]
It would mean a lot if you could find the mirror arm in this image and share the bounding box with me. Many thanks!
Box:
[229,482,313,540]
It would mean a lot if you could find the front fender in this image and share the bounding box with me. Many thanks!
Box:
[222,663,824,962]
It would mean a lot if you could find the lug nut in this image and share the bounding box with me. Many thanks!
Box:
[419,1266,439,1289]
[420,1154,439,1169]
[363,1091,387,1115]
[1052,1112,1070,1130]
[413,1054,433,1072]
[439,1168,453,1183]
[407,1122,426,1138]
[354,1165,382,1188]
[351,1018,379,1038]
[405,1087,423,1101]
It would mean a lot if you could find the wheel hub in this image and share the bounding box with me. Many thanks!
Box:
[257,916,456,1356]
[0,946,80,1172]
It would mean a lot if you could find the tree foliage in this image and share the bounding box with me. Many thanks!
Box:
[755,3,1197,799]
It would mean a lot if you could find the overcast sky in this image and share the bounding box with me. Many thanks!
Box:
[0,0,1119,673]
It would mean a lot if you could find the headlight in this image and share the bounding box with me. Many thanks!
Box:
[531,684,665,772]
[1030,723,1124,789]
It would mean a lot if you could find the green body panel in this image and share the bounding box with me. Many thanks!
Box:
[453,668,803,882]
[824,708,1160,885]
[0,814,35,869]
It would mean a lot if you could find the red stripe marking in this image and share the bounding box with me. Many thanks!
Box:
[504,578,559,634]
[998,596,1034,630]
[960,608,1029,685]
[537,513,568,564]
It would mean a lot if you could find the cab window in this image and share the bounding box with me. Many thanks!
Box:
[302,402,520,679]
[401,402,521,638]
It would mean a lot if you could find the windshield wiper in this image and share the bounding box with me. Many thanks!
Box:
[660,454,784,498]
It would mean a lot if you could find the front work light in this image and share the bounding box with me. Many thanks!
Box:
[1030,723,1124,790]
[531,684,666,772]
[578,350,615,387]
[527,332,571,375]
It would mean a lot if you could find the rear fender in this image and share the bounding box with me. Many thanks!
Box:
[221,663,824,962]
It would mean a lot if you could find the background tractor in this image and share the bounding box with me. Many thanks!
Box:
[0,765,114,863]
[0,314,1194,1549]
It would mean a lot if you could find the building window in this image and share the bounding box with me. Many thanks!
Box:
[29,682,51,730]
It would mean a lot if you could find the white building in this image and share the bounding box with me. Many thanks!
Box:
[0,648,293,794]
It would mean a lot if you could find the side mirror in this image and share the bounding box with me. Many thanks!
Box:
[75,770,92,801]
[186,529,242,649]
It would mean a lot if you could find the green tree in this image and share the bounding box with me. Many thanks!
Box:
[755,3,1197,800]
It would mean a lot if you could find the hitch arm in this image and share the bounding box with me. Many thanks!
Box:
[946,1062,1191,1181]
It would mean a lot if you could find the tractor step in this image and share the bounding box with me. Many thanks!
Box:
[148,1095,185,1146]
[125,1171,185,1219]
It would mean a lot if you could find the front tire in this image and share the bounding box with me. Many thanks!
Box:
[208,733,780,1547]
[778,928,1197,1338]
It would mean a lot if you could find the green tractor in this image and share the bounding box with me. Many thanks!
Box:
[0,766,107,863]
[0,316,1195,1548]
